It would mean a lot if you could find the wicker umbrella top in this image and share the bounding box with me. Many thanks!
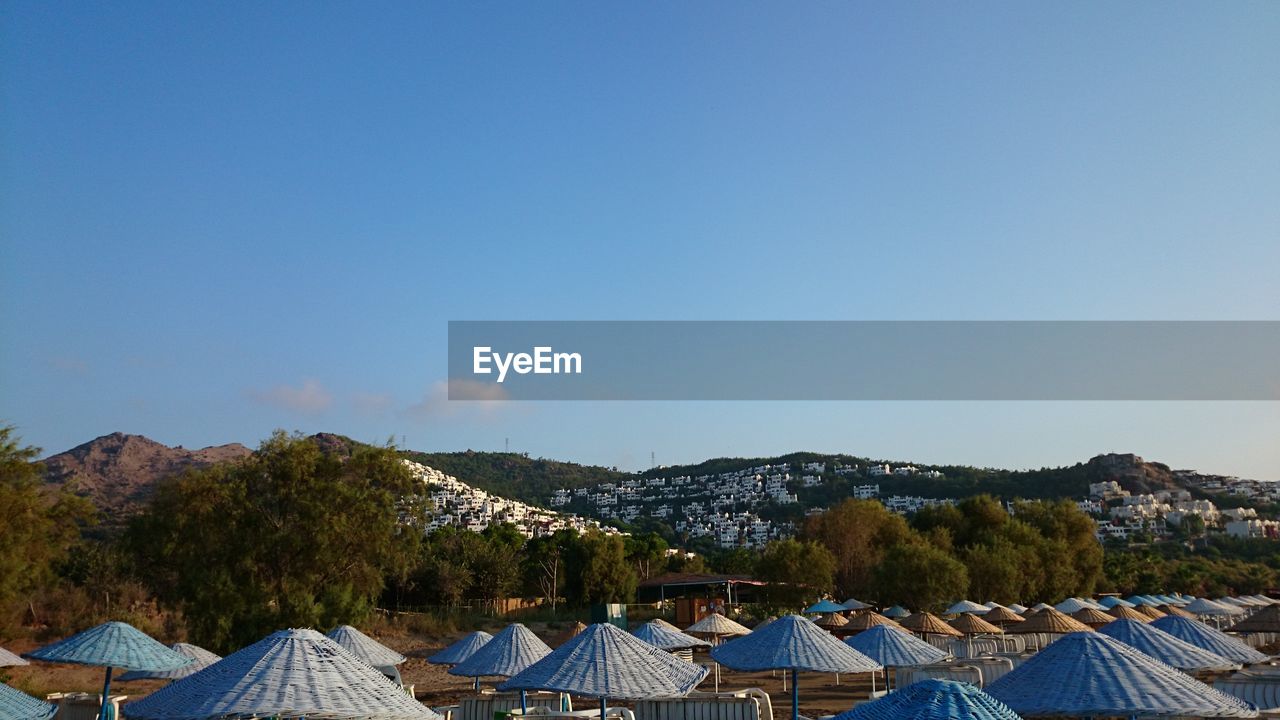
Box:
[983,607,1024,625]
[685,613,751,638]
[1109,605,1151,622]
[327,626,406,667]
[1005,607,1093,634]
[1160,604,1197,619]
[1071,607,1118,628]
[832,679,1022,720]
[0,647,29,667]
[814,612,849,629]
[899,612,963,637]
[842,611,903,633]
[0,682,55,720]
[1136,604,1167,620]
[24,621,192,672]
[1229,606,1280,633]
[950,613,1003,635]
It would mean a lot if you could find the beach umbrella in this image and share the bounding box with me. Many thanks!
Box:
[1098,619,1239,672]
[945,600,989,615]
[118,643,221,682]
[842,598,871,611]
[427,630,493,665]
[1006,603,1027,614]
[24,621,191,720]
[842,611,902,633]
[982,601,1005,610]
[685,613,750,691]
[814,612,849,630]
[1220,597,1255,608]
[806,599,849,614]
[985,632,1258,718]
[1136,604,1167,620]
[500,623,706,720]
[328,626,406,686]
[712,615,881,720]
[1070,607,1117,628]
[844,625,946,689]
[950,614,1003,658]
[124,628,437,720]
[0,646,29,667]
[1005,607,1092,635]
[1053,597,1094,614]
[1151,615,1270,665]
[1098,596,1135,609]
[0,682,56,720]
[1125,595,1155,607]
[632,620,710,651]
[449,623,552,711]
[1028,602,1053,612]
[1160,604,1196,618]
[1186,598,1242,617]
[1109,604,1151,622]
[881,605,910,619]
[831,678,1023,720]
[1229,606,1280,634]
[899,612,963,638]
[983,607,1024,627]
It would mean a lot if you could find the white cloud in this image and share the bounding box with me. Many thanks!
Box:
[404,379,509,422]
[250,379,333,414]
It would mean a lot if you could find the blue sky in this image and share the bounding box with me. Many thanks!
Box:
[2,2,1278,478]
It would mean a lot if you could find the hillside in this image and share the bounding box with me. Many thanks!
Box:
[398,449,631,505]
[41,432,252,517]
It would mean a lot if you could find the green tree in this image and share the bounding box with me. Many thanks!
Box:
[803,499,912,597]
[0,426,95,621]
[870,543,968,611]
[565,530,636,605]
[128,431,427,652]
[523,529,576,612]
[625,532,669,581]
[754,539,836,608]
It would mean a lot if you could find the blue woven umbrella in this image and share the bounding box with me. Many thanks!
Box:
[806,599,849,614]
[24,621,191,720]
[1151,615,1269,665]
[945,600,989,615]
[985,632,1258,718]
[881,605,910,619]
[0,682,57,720]
[450,623,552,714]
[844,624,946,689]
[632,620,710,651]
[842,598,871,611]
[1098,619,1239,672]
[712,615,882,720]
[428,630,493,690]
[1098,596,1135,609]
[123,628,438,720]
[327,625,406,685]
[118,643,221,682]
[501,623,707,720]
[831,679,1022,720]
[0,646,29,667]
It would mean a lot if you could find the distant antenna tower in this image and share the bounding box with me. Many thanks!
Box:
[505,437,510,453]
[651,451,656,469]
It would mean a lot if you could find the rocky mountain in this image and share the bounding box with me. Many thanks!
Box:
[42,432,252,517]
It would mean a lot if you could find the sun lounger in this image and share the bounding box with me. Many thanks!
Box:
[45,692,127,720]
[895,663,984,688]
[635,688,773,720]
[461,691,571,720]
[1215,670,1280,711]
[519,707,635,720]
[956,656,1014,685]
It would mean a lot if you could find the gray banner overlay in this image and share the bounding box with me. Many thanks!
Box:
[447,321,1280,401]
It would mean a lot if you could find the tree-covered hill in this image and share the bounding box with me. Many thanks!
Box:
[399,449,630,504]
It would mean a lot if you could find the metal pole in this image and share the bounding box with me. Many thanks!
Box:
[790,668,799,720]
[600,697,607,720]
[521,689,528,715]
[474,677,481,691]
[100,667,114,720]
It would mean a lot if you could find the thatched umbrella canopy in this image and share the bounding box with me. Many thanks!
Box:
[899,612,963,638]
[950,614,1003,635]
[1161,604,1197,619]
[1109,604,1151,622]
[842,611,902,634]
[1070,607,1117,628]
[982,607,1024,627]
[1005,607,1092,635]
[1136,604,1167,620]
[814,612,849,630]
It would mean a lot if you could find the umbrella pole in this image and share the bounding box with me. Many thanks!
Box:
[870,670,875,695]
[474,677,480,691]
[521,690,528,715]
[600,697,607,720]
[100,666,114,720]
[790,668,799,720]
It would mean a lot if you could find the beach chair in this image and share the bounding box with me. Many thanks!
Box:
[896,663,983,688]
[635,688,773,720]
[1215,670,1280,711]
[461,691,571,720]
[958,656,1014,685]
[519,707,635,720]
[45,692,127,720]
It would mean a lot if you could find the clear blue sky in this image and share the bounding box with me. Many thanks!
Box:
[3,2,1278,478]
